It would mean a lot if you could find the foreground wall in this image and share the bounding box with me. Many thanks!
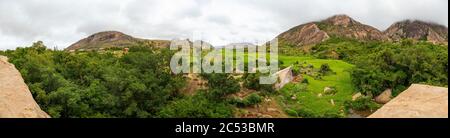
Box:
[0,56,50,118]
[369,84,448,118]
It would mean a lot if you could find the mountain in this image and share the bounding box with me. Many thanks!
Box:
[277,14,388,48]
[384,20,448,44]
[65,31,171,51]
[0,56,50,118]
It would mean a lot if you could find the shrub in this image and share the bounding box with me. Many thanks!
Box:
[245,93,263,105]
[302,78,309,84]
[242,72,275,93]
[285,108,298,117]
[319,63,334,75]
[201,73,241,100]
[229,93,263,107]
[344,97,380,111]
[159,92,233,118]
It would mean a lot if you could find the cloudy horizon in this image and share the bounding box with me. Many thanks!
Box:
[0,0,448,50]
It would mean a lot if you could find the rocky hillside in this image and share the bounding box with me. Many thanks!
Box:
[0,56,50,118]
[277,15,448,49]
[65,31,171,51]
[384,20,448,44]
[277,14,388,48]
[319,15,388,41]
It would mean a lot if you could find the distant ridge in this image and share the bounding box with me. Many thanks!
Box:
[65,31,171,51]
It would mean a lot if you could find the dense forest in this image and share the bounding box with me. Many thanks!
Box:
[1,42,188,118]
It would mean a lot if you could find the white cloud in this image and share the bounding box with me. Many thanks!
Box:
[0,0,448,50]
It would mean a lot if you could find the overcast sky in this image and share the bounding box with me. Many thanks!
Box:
[0,0,448,50]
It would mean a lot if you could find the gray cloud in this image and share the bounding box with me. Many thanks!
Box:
[0,0,448,50]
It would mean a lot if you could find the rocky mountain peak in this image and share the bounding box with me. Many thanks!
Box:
[277,14,387,49]
[84,31,134,43]
[65,31,172,51]
[384,20,448,44]
[323,14,357,27]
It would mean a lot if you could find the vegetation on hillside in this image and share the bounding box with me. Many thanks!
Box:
[277,56,355,118]
[311,37,448,96]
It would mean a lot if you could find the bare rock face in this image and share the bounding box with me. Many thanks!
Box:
[277,14,388,48]
[65,31,171,51]
[352,92,362,101]
[384,20,448,44]
[0,56,50,118]
[323,14,357,27]
[278,23,330,47]
[369,84,448,118]
[321,15,389,41]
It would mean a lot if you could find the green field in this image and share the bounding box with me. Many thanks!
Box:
[277,55,355,118]
[201,49,357,117]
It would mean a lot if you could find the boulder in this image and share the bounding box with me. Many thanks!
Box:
[352,92,362,101]
[318,93,323,97]
[323,87,336,95]
[375,89,392,104]
[324,87,333,93]
[267,108,278,112]
[291,95,297,100]
[273,66,294,90]
[262,115,273,118]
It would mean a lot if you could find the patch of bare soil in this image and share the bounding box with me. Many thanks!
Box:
[180,73,207,96]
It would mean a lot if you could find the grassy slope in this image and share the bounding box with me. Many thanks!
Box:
[278,55,355,117]
[181,48,356,117]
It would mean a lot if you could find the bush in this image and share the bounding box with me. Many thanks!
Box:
[242,72,275,93]
[319,63,331,74]
[301,78,309,84]
[285,108,299,117]
[245,93,263,105]
[159,92,233,118]
[296,108,344,118]
[296,108,316,118]
[344,97,380,111]
[201,73,240,100]
[229,93,263,107]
